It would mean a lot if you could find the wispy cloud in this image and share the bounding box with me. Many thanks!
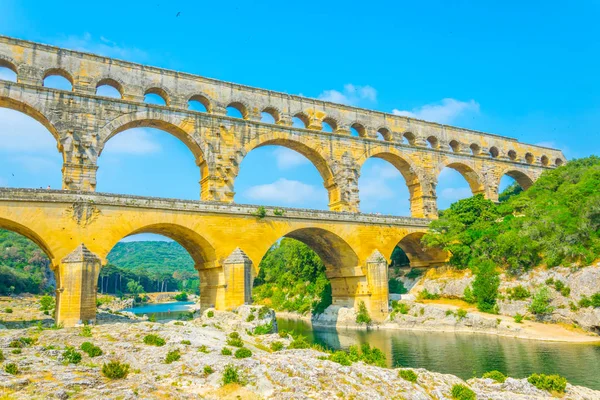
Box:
[8,155,60,173]
[393,98,480,124]
[318,84,377,106]
[272,147,308,169]
[103,129,161,155]
[439,187,472,202]
[245,178,321,205]
[56,33,148,62]
[359,161,410,213]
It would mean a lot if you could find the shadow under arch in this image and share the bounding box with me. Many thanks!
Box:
[395,232,449,268]
[239,136,339,208]
[440,161,485,196]
[0,96,63,156]
[0,217,56,265]
[357,147,426,218]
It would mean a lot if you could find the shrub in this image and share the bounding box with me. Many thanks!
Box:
[62,347,82,364]
[4,308,13,313]
[222,364,244,385]
[80,325,93,337]
[165,349,181,364]
[472,261,500,313]
[391,301,410,318]
[527,373,567,393]
[148,314,157,322]
[0,350,3,361]
[329,350,352,366]
[445,310,454,317]
[234,347,252,359]
[203,365,214,375]
[270,341,284,351]
[11,349,21,354]
[451,384,476,400]
[221,347,232,355]
[482,370,507,383]
[253,322,273,335]
[288,335,310,349]
[463,286,476,304]
[198,345,209,353]
[389,279,407,294]
[80,342,103,357]
[418,289,440,300]
[4,363,19,375]
[507,285,531,300]
[399,369,418,383]
[514,313,524,323]
[246,314,255,322]
[253,206,267,219]
[355,301,372,325]
[174,292,188,301]
[207,310,214,318]
[143,334,166,346]
[181,340,191,345]
[102,360,130,379]
[456,308,468,320]
[40,295,55,312]
[258,306,270,319]
[358,343,386,367]
[227,337,244,347]
[529,286,555,316]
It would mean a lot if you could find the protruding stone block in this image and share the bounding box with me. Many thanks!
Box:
[56,244,101,327]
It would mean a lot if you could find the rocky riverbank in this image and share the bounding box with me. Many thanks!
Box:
[410,262,600,335]
[2,297,599,399]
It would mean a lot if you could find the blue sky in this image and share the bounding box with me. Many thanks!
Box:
[1,1,599,241]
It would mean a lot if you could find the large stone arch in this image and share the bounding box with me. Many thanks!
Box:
[498,167,535,191]
[356,146,429,218]
[238,133,340,209]
[438,160,485,196]
[98,112,208,186]
[100,222,217,269]
[394,231,449,268]
[0,217,57,266]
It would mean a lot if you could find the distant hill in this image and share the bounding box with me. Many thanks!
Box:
[107,241,194,275]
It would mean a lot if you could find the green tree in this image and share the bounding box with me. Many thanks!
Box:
[472,261,500,313]
[126,280,144,295]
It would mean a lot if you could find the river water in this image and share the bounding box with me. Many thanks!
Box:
[278,318,600,390]
[122,301,194,320]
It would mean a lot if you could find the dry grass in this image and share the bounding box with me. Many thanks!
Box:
[419,298,476,310]
[424,267,470,280]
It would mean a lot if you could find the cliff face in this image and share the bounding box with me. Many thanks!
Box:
[411,263,600,334]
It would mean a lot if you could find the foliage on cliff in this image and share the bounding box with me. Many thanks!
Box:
[252,238,332,314]
[423,156,600,274]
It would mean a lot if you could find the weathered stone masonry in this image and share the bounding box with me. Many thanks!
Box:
[0,36,567,326]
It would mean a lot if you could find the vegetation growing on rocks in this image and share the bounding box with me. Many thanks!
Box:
[398,369,418,383]
[482,370,507,383]
[102,360,130,379]
[451,384,476,400]
[528,373,568,393]
[143,334,166,346]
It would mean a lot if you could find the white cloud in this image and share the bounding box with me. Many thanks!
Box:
[0,109,58,153]
[272,147,308,169]
[318,84,377,106]
[393,98,480,124]
[103,129,161,155]
[535,141,556,148]
[57,33,148,62]
[8,155,60,173]
[245,178,320,205]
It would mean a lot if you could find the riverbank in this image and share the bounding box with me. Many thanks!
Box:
[277,300,600,344]
[1,298,599,399]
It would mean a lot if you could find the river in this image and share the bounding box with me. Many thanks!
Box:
[122,301,195,320]
[278,317,600,390]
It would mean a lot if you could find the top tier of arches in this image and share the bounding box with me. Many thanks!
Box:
[0,36,565,168]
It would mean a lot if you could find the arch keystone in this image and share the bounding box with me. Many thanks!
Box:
[56,244,101,327]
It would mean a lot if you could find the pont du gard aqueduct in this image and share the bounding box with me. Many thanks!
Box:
[0,35,566,327]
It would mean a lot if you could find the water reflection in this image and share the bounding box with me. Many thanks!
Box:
[278,318,600,390]
[123,301,194,320]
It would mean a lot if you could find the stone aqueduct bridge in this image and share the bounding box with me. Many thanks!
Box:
[0,36,565,326]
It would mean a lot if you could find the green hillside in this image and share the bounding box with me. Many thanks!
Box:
[107,241,194,275]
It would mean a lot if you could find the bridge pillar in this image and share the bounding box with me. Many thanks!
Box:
[365,250,389,321]
[199,248,253,311]
[55,244,101,327]
[62,162,98,191]
[410,194,438,219]
[223,248,253,309]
